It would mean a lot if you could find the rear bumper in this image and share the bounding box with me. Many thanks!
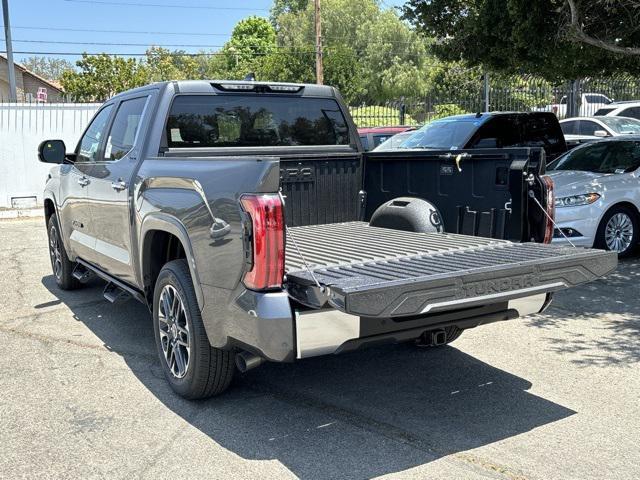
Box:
[201,285,552,363]
[295,294,549,359]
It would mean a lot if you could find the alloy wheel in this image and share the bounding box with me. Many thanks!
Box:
[158,285,191,378]
[605,212,634,253]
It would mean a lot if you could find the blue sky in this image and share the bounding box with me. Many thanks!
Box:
[1,0,406,64]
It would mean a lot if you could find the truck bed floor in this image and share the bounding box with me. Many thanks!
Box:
[285,222,617,317]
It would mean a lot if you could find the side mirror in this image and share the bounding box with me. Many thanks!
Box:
[593,130,608,138]
[38,139,67,164]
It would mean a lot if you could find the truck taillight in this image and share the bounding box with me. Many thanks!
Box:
[542,175,555,244]
[240,194,285,290]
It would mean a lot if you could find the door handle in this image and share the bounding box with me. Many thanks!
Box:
[111,180,127,191]
[77,176,90,187]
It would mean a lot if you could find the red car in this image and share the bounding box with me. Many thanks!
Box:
[357,126,416,151]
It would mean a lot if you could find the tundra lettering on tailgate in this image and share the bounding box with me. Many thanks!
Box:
[462,274,539,298]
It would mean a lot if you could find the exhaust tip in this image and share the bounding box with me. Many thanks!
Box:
[235,351,265,373]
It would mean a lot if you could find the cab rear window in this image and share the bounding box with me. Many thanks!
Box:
[166,95,349,148]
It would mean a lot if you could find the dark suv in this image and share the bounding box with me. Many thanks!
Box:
[400,112,567,160]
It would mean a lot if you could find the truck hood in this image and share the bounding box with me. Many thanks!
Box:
[546,170,616,197]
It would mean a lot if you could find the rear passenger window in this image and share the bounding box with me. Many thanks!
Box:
[578,121,600,136]
[519,115,564,149]
[104,96,148,161]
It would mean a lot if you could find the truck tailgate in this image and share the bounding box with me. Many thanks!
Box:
[285,222,617,317]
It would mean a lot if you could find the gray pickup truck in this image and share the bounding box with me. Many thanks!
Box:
[39,80,616,399]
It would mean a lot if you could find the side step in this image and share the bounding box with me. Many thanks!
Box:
[75,258,146,304]
[103,281,130,303]
[72,263,93,283]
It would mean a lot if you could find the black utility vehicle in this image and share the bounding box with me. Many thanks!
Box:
[39,81,615,398]
[401,112,568,160]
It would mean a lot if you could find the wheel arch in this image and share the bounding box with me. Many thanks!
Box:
[594,200,640,254]
[139,214,204,311]
[598,201,640,225]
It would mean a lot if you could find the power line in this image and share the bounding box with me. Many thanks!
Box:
[1,25,233,36]
[62,0,270,10]
[8,38,320,50]
[1,49,317,57]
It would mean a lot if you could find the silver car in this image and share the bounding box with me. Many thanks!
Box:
[547,137,640,256]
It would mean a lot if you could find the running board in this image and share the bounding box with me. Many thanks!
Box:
[72,263,92,283]
[76,258,146,304]
[103,282,129,303]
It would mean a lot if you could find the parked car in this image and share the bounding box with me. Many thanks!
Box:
[372,130,415,151]
[563,134,597,151]
[358,126,415,151]
[539,93,613,118]
[547,137,640,256]
[594,100,640,120]
[399,112,567,160]
[559,116,640,142]
[38,81,615,399]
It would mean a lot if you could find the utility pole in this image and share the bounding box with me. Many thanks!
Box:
[314,0,323,85]
[2,0,17,102]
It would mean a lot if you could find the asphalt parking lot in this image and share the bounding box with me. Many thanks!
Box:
[1,218,639,480]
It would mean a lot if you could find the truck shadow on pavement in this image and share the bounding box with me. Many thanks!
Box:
[43,275,575,479]
[526,257,640,367]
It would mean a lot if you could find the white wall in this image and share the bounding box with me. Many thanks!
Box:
[0,103,100,208]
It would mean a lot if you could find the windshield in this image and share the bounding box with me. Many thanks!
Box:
[166,95,350,148]
[549,141,640,173]
[399,119,478,149]
[373,131,415,151]
[598,116,640,134]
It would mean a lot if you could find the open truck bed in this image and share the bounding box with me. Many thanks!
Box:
[286,222,617,318]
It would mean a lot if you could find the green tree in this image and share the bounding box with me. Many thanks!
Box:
[144,47,200,82]
[264,0,432,104]
[270,0,308,26]
[60,54,148,101]
[402,0,640,80]
[218,16,277,79]
[20,56,74,82]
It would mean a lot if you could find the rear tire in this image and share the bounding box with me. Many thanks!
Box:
[595,206,639,258]
[153,259,234,399]
[47,214,80,290]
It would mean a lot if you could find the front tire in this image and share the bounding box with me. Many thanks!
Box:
[153,259,234,399]
[47,214,80,290]
[595,206,639,258]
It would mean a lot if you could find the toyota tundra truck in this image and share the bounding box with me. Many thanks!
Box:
[39,81,617,399]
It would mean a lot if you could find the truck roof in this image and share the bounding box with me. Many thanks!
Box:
[109,80,337,101]
[433,111,556,124]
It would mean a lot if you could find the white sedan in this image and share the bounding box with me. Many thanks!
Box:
[559,116,640,141]
[547,137,640,257]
